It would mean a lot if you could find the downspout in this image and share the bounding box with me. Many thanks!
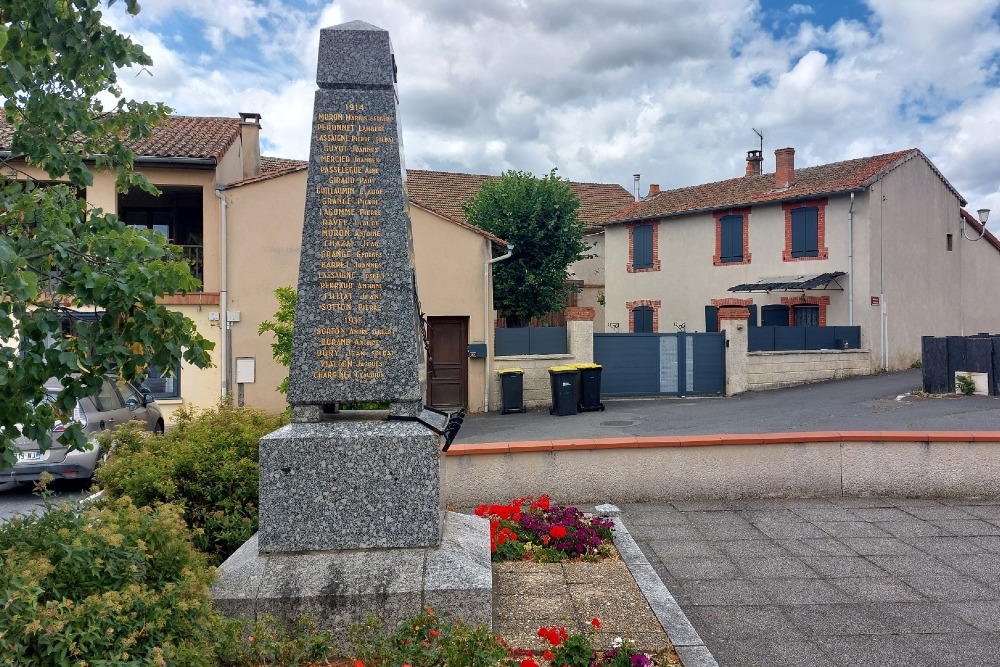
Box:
[848,192,855,326]
[484,243,515,412]
[215,187,230,399]
[878,182,887,369]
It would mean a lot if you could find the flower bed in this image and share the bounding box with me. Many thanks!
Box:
[474,495,615,562]
[344,607,676,667]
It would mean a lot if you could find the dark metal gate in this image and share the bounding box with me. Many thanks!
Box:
[594,332,726,397]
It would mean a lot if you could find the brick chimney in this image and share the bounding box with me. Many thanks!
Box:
[647,184,660,197]
[745,149,763,176]
[775,147,795,188]
[239,112,262,178]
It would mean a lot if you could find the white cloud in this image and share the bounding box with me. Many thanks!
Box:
[95,0,1000,209]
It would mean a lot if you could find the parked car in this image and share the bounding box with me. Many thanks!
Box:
[1,375,164,484]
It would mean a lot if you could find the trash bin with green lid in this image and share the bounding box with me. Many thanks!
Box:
[572,363,605,412]
[497,368,526,414]
[548,365,579,416]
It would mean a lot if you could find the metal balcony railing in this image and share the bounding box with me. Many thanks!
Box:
[179,245,204,286]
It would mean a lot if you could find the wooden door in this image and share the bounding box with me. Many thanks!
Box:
[427,316,468,409]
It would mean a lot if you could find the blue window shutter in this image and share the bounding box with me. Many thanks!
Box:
[803,207,819,256]
[791,207,819,257]
[634,306,653,332]
[705,305,719,332]
[720,215,743,262]
[633,225,653,268]
[791,209,806,257]
[747,304,758,327]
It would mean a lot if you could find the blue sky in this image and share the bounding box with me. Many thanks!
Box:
[104,0,1000,212]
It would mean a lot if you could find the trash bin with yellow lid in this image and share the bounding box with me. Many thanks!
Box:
[547,365,579,416]
[497,368,526,414]
[570,363,605,412]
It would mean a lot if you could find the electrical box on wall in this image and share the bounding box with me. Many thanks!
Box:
[235,357,256,384]
[208,312,220,321]
[467,343,488,358]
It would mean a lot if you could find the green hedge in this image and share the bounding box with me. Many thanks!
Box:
[95,404,287,565]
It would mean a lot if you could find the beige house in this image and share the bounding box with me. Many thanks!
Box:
[220,163,511,415]
[602,147,1000,370]
[0,112,269,421]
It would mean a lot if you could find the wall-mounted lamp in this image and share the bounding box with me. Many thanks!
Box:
[961,208,990,241]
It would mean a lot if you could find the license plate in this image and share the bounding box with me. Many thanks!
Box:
[16,451,41,462]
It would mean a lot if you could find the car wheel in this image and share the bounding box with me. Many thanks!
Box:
[154,421,165,436]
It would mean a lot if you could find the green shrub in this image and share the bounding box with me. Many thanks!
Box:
[956,374,976,395]
[0,497,218,667]
[95,403,287,565]
[213,614,335,667]
[349,607,513,667]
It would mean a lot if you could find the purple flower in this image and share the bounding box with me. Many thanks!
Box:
[630,654,651,667]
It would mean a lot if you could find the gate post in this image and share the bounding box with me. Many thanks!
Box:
[565,307,595,363]
[719,307,750,395]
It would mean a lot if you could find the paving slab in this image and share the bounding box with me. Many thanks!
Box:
[621,498,1000,667]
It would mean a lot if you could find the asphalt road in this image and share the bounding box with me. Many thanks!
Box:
[454,369,1000,444]
[0,479,91,523]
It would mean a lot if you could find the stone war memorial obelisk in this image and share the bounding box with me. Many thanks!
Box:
[212,21,491,644]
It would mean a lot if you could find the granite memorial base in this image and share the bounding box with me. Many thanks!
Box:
[257,420,444,552]
[212,511,493,653]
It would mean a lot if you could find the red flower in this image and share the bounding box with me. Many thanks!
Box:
[543,650,554,661]
[474,504,488,517]
[430,628,440,637]
[520,660,539,667]
[353,661,365,667]
[538,494,550,510]
[591,618,601,628]
[549,525,567,539]
[537,626,566,646]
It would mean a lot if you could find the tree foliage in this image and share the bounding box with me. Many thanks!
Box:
[0,0,214,465]
[258,286,296,394]
[463,169,591,326]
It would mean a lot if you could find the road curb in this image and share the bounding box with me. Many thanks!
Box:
[596,504,718,667]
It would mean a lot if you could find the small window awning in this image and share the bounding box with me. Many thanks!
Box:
[728,271,846,293]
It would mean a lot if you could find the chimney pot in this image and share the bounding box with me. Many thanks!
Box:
[775,147,795,188]
[647,183,660,197]
[745,149,763,176]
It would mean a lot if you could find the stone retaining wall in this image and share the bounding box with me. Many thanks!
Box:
[443,432,1000,504]
[747,349,873,391]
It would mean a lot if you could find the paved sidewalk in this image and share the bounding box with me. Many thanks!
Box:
[620,498,1000,667]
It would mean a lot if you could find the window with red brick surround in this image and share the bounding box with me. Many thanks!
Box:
[713,208,751,265]
[626,300,661,332]
[782,198,829,262]
[781,295,830,326]
[627,222,660,272]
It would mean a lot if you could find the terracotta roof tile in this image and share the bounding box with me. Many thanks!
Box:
[260,156,307,172]
[405,169,635,228]
[224,156,308,188]
[604,149,965,224]
[0,110,241,162]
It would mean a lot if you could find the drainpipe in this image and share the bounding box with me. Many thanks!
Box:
[848,192,855,326]
[214,187,230,399]
[484,243,514,412]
